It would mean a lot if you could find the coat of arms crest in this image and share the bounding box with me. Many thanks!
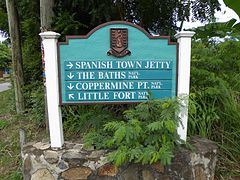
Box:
[107,28,131,57]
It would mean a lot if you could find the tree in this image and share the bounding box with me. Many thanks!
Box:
[53,0,220,36]
[223,0,240,31]
[6,0,24,113]
[0,43,11,70]
[40,0,55,30]
[0,0,222,119]
[0,1,8,37]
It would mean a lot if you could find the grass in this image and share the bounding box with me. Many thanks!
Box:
[0,89,46,180]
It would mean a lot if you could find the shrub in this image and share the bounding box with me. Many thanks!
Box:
[84,98,182,166]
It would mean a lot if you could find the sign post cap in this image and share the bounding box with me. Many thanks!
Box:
[39,31,60,39]
[174,31,195,39]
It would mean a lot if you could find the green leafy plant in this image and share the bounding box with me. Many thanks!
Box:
[0,43,11,70]
[0,120,9,130]
[62,104,125,138]
[189,40,240,177]
[84,99,182,166]
[23,81,45,126]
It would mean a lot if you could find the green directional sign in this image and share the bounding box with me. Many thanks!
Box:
[58,21,178,104]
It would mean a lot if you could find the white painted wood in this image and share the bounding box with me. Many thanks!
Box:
[174,31,195,141]
[39,31,64,148]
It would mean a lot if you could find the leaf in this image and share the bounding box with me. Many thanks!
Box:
[114,126,126,144]
[140,146,155,164]
[233,23,240,31]
[147,121,164,131]
[224,0,240,17]
[150,151,160,164]
[165,120,176,133]
[129,146,143,162]
[159,144,174,165]
[226,18,237,28]
[114,147,128,166]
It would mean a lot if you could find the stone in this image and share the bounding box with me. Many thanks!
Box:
[33,142,50,150]
[62,151,87,166]
[21,137,218,180]
[151,162,164,173]
[194,166,207,180]
[65,142,76,149]
[44,150,59,164]
[22,142,35,152]
[31,168,54,180]
[142,170,154,180]
[73,144,84,151]
[61,167,92,180]
[83,160,97,170]
[40,143,51,150]
[191,137,218,157]
[33,142,43,149]
[122,164,139,180]
[159,175,170,180]
[88,150,106,160]
[23,155,31,180]
[58,160,69,170]
[98,163,118,177]
[96,156,108,169]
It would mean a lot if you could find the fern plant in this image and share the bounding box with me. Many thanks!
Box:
[84,98,182,166]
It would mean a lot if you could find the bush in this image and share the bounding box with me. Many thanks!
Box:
[84,99,182,166]
[189,41,240,176]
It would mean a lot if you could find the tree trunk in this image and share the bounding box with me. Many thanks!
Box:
[40,0,55,131]
[40,0,55,30]
[6,0,24,113]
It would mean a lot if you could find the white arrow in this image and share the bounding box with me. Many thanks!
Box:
[67,83,74,90]
[68,94,74,100]
[67,72,74,79]
[66,62,73,69]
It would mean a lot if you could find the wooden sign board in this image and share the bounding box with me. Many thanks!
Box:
[58,21,177,104]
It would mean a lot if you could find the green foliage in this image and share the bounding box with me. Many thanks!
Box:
[23,81,45,126]
[62,104,124,138]
[0,89,15,115]
[19,0,42,85]
[0,89,47,179]
[84,99,181,166]
[189,40,240,177]
[224,0,240,19]
[0,43,11,70]
[194,0,240,44]
[53,0,220,36]
[6,171,23,180]
[0,2,8,36]
[0,120,9,130]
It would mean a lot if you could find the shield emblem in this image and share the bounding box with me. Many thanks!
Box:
[107,28,131,58]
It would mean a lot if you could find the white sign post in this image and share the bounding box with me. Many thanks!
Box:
[39,31,64,148]
[175,31,195,141]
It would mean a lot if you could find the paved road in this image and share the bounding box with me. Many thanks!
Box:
[0,82,11,92]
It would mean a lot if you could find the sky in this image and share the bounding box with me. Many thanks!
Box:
[0,0,239,42]
[181,0,240,29]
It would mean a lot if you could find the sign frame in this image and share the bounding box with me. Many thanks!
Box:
[57,21,179,105]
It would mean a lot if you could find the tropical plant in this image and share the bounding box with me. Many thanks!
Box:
[84,99,182,166]
[188,40,240,177]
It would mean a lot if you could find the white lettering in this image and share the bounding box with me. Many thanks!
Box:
[75,61,113,69]
[113,92,135,100]
[78,92,110,100]
[77,72,95,79]
[98,71,125,79]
